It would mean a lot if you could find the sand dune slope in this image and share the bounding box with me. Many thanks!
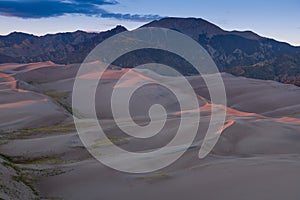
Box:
[0,63,72,131]
[0,62,300,199]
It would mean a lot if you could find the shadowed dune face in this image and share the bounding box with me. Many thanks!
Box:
[1,62,300,199]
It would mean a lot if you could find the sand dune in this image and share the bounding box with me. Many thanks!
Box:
[0,63,72,131]
[1,62,300,199]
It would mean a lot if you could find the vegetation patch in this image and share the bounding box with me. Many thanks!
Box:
[0,123,75,140]
[138,171,172,184]
[17,123,75,135]
[1,153,69,199]
[42,90,74,114]
[43,90,84,118]
[1,154,38,197]
[289,111,300,116]
[0,153,14,163]
[15,156,65,165]
[43,91,69,99]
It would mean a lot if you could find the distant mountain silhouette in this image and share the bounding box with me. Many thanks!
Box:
[0,17,299,85]
[0,25,127,64]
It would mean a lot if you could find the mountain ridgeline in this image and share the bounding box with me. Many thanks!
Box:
[0,25,127,64]
[0,17,299,85]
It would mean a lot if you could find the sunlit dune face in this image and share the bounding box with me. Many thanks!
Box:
[225,106,265,118]
[100,69,129,79]
[0,80,17,90]
[0,73,28,92]
[0,100,36,108]
[79,68,129,80]
[199,102,264,118]
[274,117,300,125]
[177,101,300,136]
[114,69,155,88]
[79,68,156,89]
[216,120,235,135]
[15,62,56,72]
[0,73,15,82]
[0,63,25,70]
[0,62,56,73]
[0,73,17,89]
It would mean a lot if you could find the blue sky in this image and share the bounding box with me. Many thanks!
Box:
[0,0,299,46]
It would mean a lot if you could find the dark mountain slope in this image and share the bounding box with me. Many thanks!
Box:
[143,17,300,70]
[230,51,300,86]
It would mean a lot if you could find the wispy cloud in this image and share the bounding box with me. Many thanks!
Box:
[0,0,162,21]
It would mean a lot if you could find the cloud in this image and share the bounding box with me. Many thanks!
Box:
[0,0,162,21]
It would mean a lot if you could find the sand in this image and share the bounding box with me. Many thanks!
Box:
[0,63,72,131]
[0,62,300,199]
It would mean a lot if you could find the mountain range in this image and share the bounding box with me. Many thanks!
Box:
[0,17,299,85]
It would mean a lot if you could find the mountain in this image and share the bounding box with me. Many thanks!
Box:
[143,17,261,40]
[0,17,300,85]
[143,17,300,71]
[229,51,300,86]
[0,25,127,64]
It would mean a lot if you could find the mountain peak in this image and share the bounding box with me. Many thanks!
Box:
[142,17,225,40]
[142,17,266,41]
[111,25,127,32]
[2,31,36,40]
[7,31,34,37]
[229,30,261,40]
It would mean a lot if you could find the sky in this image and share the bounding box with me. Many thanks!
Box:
[0,0,299,46]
